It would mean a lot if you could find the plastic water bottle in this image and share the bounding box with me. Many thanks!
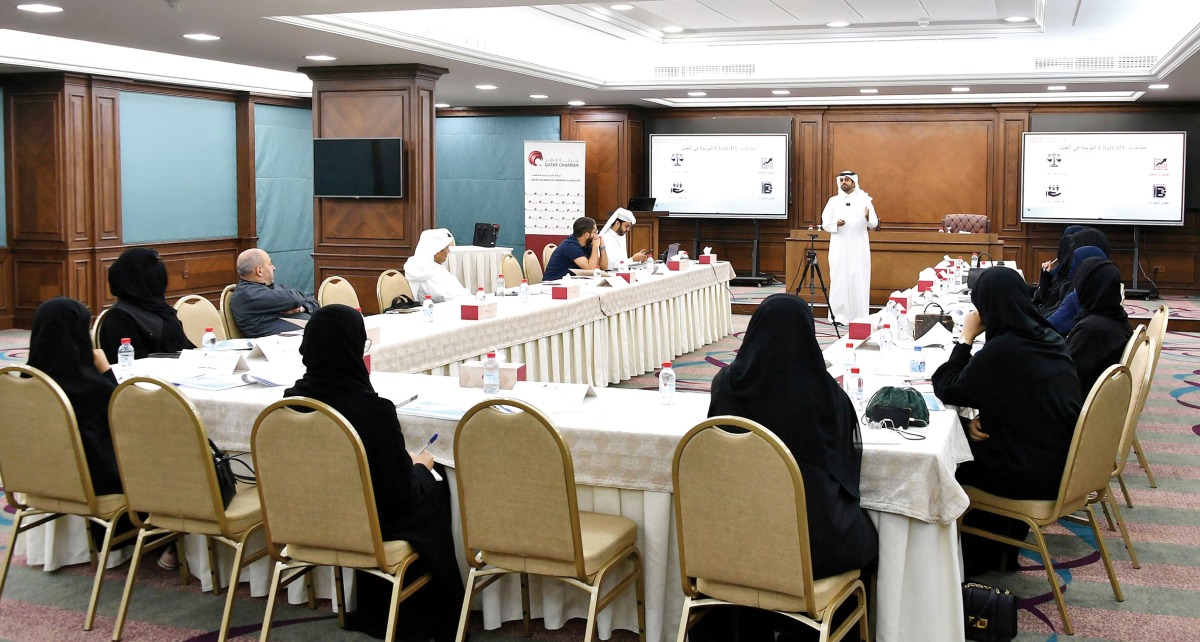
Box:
[841,342,856,372]
[519,279,529,303]
[201,327,217,351]
[878,323,894,352]
[898,311,911,341]
[117,337,135,369]
[483,351,500,395]
[910,345,926,375]
[422,295,434,322]
[971,252,980,268]
[659,361,676,405]
[495,274,505,296]
[847,367,865,413]
[476,287,485,301]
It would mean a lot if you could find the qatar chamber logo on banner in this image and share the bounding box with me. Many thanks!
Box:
[524,140,586,236]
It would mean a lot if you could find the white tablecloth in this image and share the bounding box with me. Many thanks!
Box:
[445,245,512,294]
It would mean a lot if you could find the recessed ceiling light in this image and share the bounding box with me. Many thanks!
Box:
[771,90,790,95]
[826,21,850,28]
[1004,16,1031,22]
[1047,85,1067,91]
[305,55,337,62]
[568,100,586,106]
[611,4,634,10]
[687,91,707,97]
[951,87,971,92]
[860,88,878,94]
[475,84,498,90]
[435,103,450,108]
[183,33,220,41]
[17,3,63,13]
[1149,84,1170,90]
[529,94,549,99]
[662,25,684,33]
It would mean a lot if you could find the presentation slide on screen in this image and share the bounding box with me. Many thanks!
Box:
[1021,132,1186,226]
[649,134,788,218]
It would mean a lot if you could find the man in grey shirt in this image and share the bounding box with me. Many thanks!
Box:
[230,248,319,338]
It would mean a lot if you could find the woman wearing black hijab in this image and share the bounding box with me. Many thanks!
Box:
[933,268,1082,572]
[99,247,194,362]
[1032,225,1084,308]
[709,294,877,578]
[283,305,461,642]
[1067,257,1132,397]
[27,297,122,496]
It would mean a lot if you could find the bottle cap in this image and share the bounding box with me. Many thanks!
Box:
[662,361,671,368]
[521,279,527,283]
[851,367,860,373]
[205,327,213,332]
[487,351,496,358]
[883,324,891,329]
[425,295,432,300]
[845,342,853,348]
[914,346,923,351]
[121,338,131,344]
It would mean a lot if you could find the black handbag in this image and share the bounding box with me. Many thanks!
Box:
[913,302,954,339]
[967,252,1003,290]
[386,294,422,311]
[962,582,1017,642]
[208,438,237,508]
[865,386,930,427]
[472,222,499,248]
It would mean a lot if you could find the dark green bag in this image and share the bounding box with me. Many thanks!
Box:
[865,386,930,427]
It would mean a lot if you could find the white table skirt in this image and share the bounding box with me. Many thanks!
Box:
[446,245,512,294]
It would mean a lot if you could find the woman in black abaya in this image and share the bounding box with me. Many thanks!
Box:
[284,305,462,642]
[933,268,1082,573]
[99,247,194,362]
[1066,257,1133,397]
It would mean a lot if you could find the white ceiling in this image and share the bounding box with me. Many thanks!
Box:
[1,0,1198,108]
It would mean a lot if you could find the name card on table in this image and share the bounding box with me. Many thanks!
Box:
[246,335,303,365]
[596,276,631,289]
[848,318,875,340]
[178,349,249,374]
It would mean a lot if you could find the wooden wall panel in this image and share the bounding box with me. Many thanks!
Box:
[92,88,121,244]
[0,250,10,329]
[10,93,61,241]
[826,119,992,228]
[95,239,241,308]
[794,113,823,228]
[574,118,623,219]
[65,84,90,245]
[14,258,67,310]
[318,91,408,138]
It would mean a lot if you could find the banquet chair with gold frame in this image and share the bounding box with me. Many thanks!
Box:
[0,365,135,631]
[174,294,225,346]
[90,306,111,349]
[1114,326,1152,509]
[541,244,557,272]
[377,269,415,312]
[959,364,1131,635]
[318,276,361,309]
[453,398,646,642]
[219,284,245,340]
[252,397,432,641]
[522,250,543,285]
[672,416,869,642]
[108,376,267,642]
[1131,304,1170,488]
[501,253,524,288]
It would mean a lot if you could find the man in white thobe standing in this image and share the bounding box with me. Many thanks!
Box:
[820,170,879,324]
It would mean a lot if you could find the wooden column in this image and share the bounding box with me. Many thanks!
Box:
[301,64,447,313]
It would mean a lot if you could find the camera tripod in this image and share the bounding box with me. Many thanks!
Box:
[791,234,841,339]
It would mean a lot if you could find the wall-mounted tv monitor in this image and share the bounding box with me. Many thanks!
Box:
[1020,131,1185,226]
[648,134,789,219]
[313,138,404,198]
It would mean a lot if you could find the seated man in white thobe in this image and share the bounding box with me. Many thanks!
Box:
[599,208,651,267]
[405,228,470,303]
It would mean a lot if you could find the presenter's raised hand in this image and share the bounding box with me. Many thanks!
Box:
[836,219,846,227]
[864,207,871,220]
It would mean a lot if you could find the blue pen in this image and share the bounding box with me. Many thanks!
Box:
[417,433,438,455]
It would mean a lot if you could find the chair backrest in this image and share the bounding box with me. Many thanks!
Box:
[109,377,231,529]
[0,365,98,512]
[219,284,245,339]
[1055,365,1132,514]
[501,254,523,288]
[91,306,111,350]
[174,295,225,346]
[541,244,557,271]
[376,269,414,311]
[522,250,543,285]
[318,276,361,309]
[673,416,817,616]
[454,398,586,579]
[942,214,990,233]
[1115,332,1154,470]
[252,398,387,567]
[1147,304,1169,374]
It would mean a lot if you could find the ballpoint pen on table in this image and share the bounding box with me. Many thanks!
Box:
[396,393,418,407]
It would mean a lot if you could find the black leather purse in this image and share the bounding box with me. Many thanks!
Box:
[386,294,422,311]
[967,252,1003,290]
[208,438,237,508]
[472,222,499,248]
[962,582,1017,642]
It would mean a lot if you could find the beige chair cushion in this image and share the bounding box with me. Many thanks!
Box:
[484,511,636,579]
[149,484,261,536]
[697,569,860,616]
[286,539,415,571]
[23,493,126,519]
[963,486,1060,524]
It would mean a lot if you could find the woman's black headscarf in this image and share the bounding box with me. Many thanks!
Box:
[285,304,374,399]
[108,247,191,349]
[1073,257,1127,323]
[972,267,1062,345]
[1070,227,1110,257]
[709,293,861,498]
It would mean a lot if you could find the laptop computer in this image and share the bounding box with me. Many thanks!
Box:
[661,242,680,262]
[627,196,656,212]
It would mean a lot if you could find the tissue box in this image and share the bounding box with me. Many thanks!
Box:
[888,293,911,312]
[459,361,526,390]
[460,301,497,320]
[552,284,581,299]
[699,254,717,264]
[848,319,874,340]
[917,279,933,292]
[667,258,692,271]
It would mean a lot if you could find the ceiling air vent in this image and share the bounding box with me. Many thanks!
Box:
[654,64,756,79]
[1034,55,1157,72]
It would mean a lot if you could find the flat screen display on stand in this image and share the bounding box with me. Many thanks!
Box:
[1020,131,1185,226]
[648,134,788,219]
[313,138,405,198]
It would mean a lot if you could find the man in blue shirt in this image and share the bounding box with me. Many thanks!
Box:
[230,248,319,337]
[543,216,609,280]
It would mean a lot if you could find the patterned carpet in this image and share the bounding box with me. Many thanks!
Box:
[2,301,1199,641]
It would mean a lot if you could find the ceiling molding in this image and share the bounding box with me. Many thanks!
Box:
[641,91,1143,108]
